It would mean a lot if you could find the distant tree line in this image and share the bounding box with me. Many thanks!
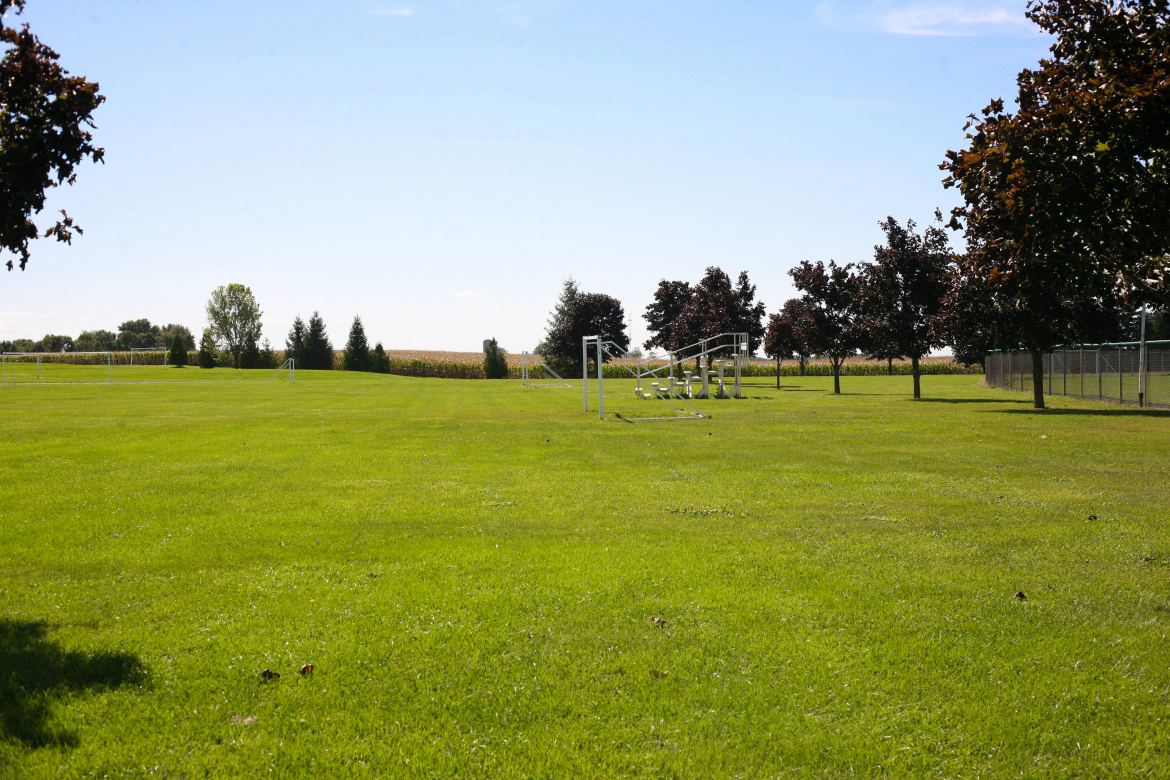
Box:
[1,321,195,354]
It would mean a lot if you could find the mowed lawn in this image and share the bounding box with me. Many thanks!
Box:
[1,371,1168,778]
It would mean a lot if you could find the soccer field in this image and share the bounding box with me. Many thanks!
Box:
[1,372,1168,778]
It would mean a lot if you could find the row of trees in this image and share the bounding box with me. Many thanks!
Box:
[284,311,391,373]
[197,285,394,372]
[0,321,196,354]
[764,216,953,398]
[535,253,948,399]
[537,206,1162,401]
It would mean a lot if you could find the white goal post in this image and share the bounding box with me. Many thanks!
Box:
[1,351,117,387]
[268,358,295,382]
[521,351,571,388]
[130,347,169,367]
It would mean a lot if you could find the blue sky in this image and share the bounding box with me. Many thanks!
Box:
[2,0,1050,352]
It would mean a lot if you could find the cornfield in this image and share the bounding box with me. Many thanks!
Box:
[3,349,982,378]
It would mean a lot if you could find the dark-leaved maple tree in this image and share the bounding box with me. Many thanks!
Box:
[941,0,1170,407]
[789,260,861,395]
[1,0,104,271]
[857,215,953,399]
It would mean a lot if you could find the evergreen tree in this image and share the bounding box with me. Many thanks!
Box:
[535,278,581,359]
[372,342,391,373]
[342,315,371,372]
[547,277,580,332]
[302,311,334,370]
[483,338,508,379]
[197,327,218,368]
[285,315,306,367]
[170,332,188,368]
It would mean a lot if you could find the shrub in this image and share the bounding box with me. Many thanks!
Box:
[371,342,391,374]
[484,338,508,379]
[197,328,218,368]
[170,333,188,367]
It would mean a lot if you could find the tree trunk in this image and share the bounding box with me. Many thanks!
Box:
[912,355,921,399]
[832,358,841,394]
[775,356,780,389]
[799,356,806,376]
[888,357,893,376]
[1029,346,1045,409]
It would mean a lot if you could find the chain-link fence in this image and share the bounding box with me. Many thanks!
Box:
[985,341,1170,408]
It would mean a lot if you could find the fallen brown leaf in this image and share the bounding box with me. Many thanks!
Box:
[260,668,280,681]
[299,663,314,676]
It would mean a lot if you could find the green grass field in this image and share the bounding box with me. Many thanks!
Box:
[2,371,1168,778]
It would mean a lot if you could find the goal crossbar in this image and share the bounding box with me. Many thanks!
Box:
[1,351,117,387]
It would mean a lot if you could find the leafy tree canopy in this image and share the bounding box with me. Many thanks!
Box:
[1,0,104,271]
[205,284,263,369]
[642,268,766,357]
[790,260,862,394]
[545,291,629,373]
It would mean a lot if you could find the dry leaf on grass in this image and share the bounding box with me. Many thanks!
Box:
[260,668,280,681]
[299,663,314,676]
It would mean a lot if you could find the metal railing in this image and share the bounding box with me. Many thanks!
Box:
[985,341,1170,408]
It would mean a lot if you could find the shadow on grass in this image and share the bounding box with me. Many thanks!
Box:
[0,619,146,749]
[917,398,1032,405]
[995,407,1170,417]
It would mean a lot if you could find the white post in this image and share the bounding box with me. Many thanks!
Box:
[597,341,604,420]
[107,352,112,386]
[1139,305,1148,407]
[582,338,589,411]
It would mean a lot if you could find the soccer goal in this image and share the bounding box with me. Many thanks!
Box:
[129,347,169,367]
[268,358,295,382]
[1,352,117,386]
[520,352,571,388]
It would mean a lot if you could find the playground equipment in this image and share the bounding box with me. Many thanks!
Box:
[520,351,571,388]
[580,333,749,420]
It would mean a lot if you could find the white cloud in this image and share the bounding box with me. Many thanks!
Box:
[369,7,413,17]
[880,4,1026,36]
[817,2,1031,37]
[453,290,483,298]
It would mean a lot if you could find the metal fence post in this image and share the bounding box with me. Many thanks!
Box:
[1139,306,1148,408]
[1119,346,1124,404]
